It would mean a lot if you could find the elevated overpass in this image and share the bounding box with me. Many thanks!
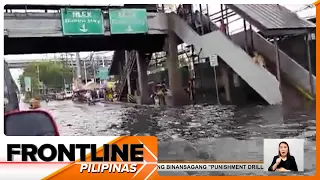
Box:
[6,56,113,68]
[4,4,159,12]
[4,11,168,55]
[6,59,86,68]
[7,59,54,68]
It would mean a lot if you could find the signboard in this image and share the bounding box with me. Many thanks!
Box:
[109,8,148,34]
[24,76,31,92]
[61,8,104,35]
[97,67,109,80]
[209,55,219,67]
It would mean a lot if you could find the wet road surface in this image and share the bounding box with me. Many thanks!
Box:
[33,100,315,176]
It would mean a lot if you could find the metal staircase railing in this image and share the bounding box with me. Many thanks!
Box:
[116,50,137,100]
[170,13,282,105]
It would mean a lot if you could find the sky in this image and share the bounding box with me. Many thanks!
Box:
[6,4,316,85]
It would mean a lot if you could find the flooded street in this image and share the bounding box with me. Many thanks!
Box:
[31,100,315,176]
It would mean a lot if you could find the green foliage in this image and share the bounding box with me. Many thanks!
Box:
[178,55,189,67]
[18,61,73,93]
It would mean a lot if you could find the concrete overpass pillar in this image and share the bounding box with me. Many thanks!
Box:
[136,51,151,104]
[221,66,231,103]
[166,31,189,106]
[118,57,123,77]
[75,52,82,79]
[125,50,132,95]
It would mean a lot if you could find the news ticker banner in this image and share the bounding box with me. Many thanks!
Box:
[0,136,305,179]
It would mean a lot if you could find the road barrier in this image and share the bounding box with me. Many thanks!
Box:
[127,94,136,103]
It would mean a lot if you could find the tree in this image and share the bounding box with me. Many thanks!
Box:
[18,61,73,94]
[178,55,189,67]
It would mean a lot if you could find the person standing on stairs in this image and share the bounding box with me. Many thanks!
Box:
[252,51,266,69]
[203,13,211,34]
[183,4,192,17]
[194,10,203,35]
[219,20,227,35]
[177,5,185,19]
[183,4,194,28]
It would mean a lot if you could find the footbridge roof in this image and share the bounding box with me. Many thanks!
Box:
[227,4,316,36]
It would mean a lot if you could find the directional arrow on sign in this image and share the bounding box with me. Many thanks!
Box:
[126,25,133,32]
[79,24,88,32]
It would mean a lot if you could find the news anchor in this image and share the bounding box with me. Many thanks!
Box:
[268,141,298,172]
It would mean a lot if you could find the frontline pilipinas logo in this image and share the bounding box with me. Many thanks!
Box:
[6,136,158,180]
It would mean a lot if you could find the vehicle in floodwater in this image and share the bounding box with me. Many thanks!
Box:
[4,61,19,113]
[72,89,88,104]
[56,93,65,101]
[87,99,96,106]
[64,90,73,99]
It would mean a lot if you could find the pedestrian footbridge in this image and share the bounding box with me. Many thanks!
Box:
[169,13,282,105]
[165,4,315,105]
[226,4,316,101]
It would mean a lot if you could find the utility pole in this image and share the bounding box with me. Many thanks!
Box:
[63,78,66,91]
[75,52,82,79]
[93,60,96,83]
[90,52,96,83]
[84,60,88,84]
[69,53,75,77]
[37,64,40,83]
[36,64,41,94]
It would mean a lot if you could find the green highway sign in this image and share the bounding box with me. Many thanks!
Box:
[61,8,104,35]
[24,76,32,92]
[109,8,148,34]
[97,67,109,80]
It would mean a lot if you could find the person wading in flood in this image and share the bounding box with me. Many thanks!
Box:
[188,78,196,104]
[151,83,167,106]
[108,88,114,102]
[96,88,100,99]
[157,84,166,106]
[85,90,93,104]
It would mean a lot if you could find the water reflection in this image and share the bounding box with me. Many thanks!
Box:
[36,101,315,176]
[117,104,316,176]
